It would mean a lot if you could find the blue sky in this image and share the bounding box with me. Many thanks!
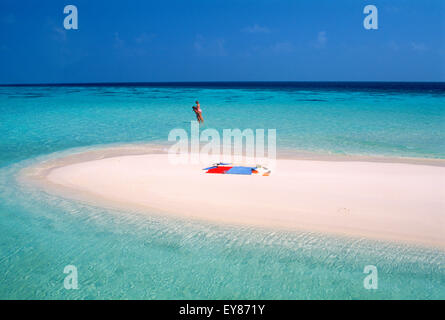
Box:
[0,0,444,83]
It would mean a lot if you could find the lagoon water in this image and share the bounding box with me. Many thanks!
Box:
[0,83,444,299]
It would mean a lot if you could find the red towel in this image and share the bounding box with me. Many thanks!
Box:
[206,166,232,174]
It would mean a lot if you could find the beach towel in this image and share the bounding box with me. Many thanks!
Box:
[203,163,271,176]
[225,166,256,175]
[206,166,233,174]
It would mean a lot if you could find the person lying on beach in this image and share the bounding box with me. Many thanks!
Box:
[192,100,204,123]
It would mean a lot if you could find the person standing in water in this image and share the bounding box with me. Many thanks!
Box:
[192,100,204,123]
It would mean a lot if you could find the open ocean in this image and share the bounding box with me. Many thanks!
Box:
[0,82,444,299]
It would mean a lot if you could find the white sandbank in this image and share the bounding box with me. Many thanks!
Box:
[24,148,445,248]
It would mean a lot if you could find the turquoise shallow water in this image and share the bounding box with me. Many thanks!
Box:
[1,83,444,166]
[0,83,444,299]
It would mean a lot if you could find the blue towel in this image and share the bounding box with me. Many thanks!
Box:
[225,166,255,175]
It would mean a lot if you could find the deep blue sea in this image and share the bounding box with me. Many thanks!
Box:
[0,82,444,299]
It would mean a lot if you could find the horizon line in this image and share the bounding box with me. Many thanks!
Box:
[1,80,445,87]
